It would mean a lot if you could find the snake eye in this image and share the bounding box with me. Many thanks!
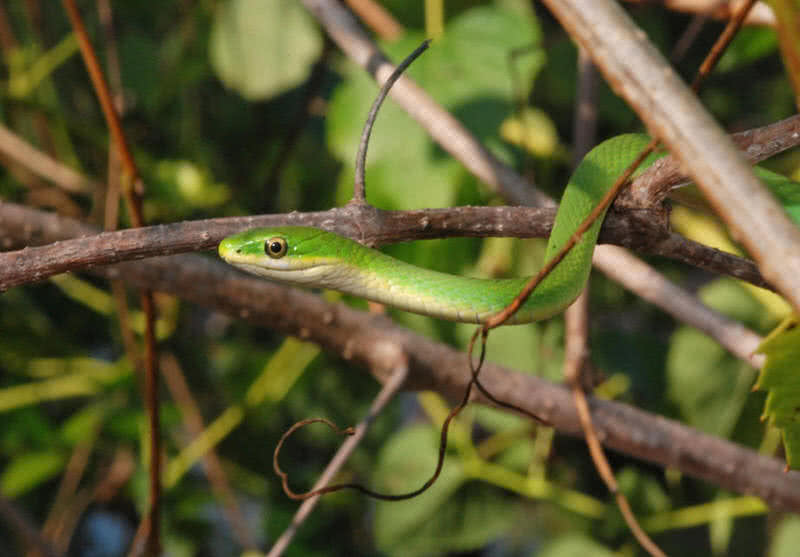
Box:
[265,237,288,259]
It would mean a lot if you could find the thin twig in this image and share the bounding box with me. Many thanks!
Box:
[670,13,709,63]
[36,429,98,555]
[161,354,257,550]
[61,0,140,206]
[273,360,470,501]
[564,42,597,381]
[139,292,160,555]
[95,0,148,464]
[691,0,758,92]
[566,292,667,557]
[267,361,408,557]
[623,0,775,26]
[352,39,430,204]
[0,3,18,52]
[572,48,598,167]
[0,123,96,194]
[61,1,161,553]
[566,45,667,557]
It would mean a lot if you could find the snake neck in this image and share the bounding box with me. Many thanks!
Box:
[310,249,584,324]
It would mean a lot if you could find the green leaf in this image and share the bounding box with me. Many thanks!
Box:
[373,420,522,556]
[420,5,544,106]
[1,450,66,497]
[755,320,800,468]
[756,166,800,225]
[538,534,615,557]
[667,328,755,437]
[209,0,322,100]
[373,425,465,550]
[60,402,108,445]
[771,515,800,557]
[145,159,231,219]
[666,280,761,437]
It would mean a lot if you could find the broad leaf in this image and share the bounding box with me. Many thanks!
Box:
[755,319,800,468]
[210,0,322,100]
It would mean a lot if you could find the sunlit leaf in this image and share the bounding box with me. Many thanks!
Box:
[1,450,66,497]
[500,107,561,158]
[538,534,615,557]
[209,0,322,100]
[771,515,800,557]
[373,423,518,556]
[666,281,760,438]
[145,159,231,219]
[755,319,800,468]
[373,425,466,554]
[760,166,800,225]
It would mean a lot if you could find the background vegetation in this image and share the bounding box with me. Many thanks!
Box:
[1,0,799,555]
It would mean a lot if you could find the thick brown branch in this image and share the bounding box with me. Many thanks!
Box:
[620,114,800,208]
[0,201,768,291]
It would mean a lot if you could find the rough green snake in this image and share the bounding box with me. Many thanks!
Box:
[219,134,657,324]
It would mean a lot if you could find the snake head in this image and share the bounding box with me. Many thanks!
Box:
[218,226,344,286]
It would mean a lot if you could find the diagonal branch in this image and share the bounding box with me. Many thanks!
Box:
[542,0,800,312]
[0,123,97,194]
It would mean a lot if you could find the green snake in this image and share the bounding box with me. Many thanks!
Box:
[219,134,656,324]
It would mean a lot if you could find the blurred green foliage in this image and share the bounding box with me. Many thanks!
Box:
[1,0,799,556]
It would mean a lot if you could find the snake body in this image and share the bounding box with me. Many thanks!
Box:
[218,134,654,324]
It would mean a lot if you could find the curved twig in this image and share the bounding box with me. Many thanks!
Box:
[352,39,430,204]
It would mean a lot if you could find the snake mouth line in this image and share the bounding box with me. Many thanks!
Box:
[222,250,339,270]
